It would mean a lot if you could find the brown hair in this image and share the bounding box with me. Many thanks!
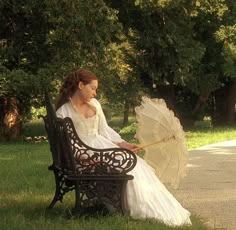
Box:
[56,69,98,110]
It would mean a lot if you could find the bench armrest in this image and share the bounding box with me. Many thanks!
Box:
[60,117,137,175]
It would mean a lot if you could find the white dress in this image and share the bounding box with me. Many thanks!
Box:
[56,98,191,226]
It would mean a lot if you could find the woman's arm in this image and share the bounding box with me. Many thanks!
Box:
[117,141,140,153]
[94,99,139,152]
[95,99,124,143]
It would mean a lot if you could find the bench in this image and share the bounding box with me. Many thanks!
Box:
[41,92,137,215]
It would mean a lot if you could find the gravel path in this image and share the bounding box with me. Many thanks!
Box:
[170,140,236,230]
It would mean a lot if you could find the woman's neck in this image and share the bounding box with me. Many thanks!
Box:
[70,93,86,106]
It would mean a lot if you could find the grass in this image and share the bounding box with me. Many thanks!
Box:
[22,117,236,151]
[1,117,235,229]
[0,142,207,230]
[185,126,236,150]
[0,142,208,230]
[22,119,47,137]
[113,117,236,151]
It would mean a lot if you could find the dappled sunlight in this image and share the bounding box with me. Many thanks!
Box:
[0,191,76,225]
[192,149,236,155]
[206,150,236,155]
[0,191,74,210]
[1,192,52,203]
[191,145,236,155]
[34,160,50,166]
[0,156,15,161]
[186,164,200,168]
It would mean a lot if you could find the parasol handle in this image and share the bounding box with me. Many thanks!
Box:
[133,135,175,151]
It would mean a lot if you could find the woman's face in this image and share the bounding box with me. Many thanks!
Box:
[78,80,98,102]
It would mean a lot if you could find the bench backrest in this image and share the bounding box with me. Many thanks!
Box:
[42,92,61,168]
[42,92,76,174]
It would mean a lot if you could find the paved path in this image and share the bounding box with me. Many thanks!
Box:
[170,140,236,230]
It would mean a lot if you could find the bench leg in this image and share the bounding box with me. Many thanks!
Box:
[73,181,108,215]
[103,180,126,214]
[48,169,74,209]
[71,180,129,215]
[48,170,62,209]
[74,182,82,211]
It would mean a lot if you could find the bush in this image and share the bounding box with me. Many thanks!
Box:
[193,117,212,129]
[119,122,137,143]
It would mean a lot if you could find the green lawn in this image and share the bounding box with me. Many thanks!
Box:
[185,126,236,150]
[0,118,235,229]
[0,142,207,230]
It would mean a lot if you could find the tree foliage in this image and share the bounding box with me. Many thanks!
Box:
[1,0,236,139]
[0,0,123,139]
[107,0,236,124]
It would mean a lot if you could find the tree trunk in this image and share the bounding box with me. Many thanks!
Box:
[226,79,236,123]
[192,92,210,114]
[0,96,22,140]
[213,87,225,125]
[213,79,236,125]
[0,97,5,139]
[122,100,129,127]
[155,84,176,112]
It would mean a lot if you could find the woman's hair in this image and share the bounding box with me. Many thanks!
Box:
[55,69,98,110]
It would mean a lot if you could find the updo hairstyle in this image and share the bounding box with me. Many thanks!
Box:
[56,69,98,110]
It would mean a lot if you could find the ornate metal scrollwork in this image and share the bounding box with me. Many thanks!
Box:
[48,167,75,208]
[62,117,137,175]
[74,179,125,212]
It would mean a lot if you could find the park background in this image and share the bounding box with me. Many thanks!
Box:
[0,1,236,229]
[0,0,236,140]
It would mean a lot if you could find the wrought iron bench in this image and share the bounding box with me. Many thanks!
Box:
[41,93,137,215]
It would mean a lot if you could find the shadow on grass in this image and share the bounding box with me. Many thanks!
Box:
[0,195,210,230]
[0,192,114,221]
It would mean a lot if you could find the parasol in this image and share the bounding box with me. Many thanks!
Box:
[135,96,188,188]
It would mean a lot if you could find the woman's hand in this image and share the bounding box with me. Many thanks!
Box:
[117,141,141,153]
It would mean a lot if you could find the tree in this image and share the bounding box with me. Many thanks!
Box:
[107,0,236,126]
[0,0,123,139]
[107,0,204,120]
[188,0,236,124]
[213,1,236,124]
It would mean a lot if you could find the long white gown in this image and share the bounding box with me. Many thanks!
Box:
[56,98,191,226]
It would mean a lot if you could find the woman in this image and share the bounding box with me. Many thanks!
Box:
[56,69,191,226]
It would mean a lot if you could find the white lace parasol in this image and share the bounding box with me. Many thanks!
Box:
[135,96,188,188]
